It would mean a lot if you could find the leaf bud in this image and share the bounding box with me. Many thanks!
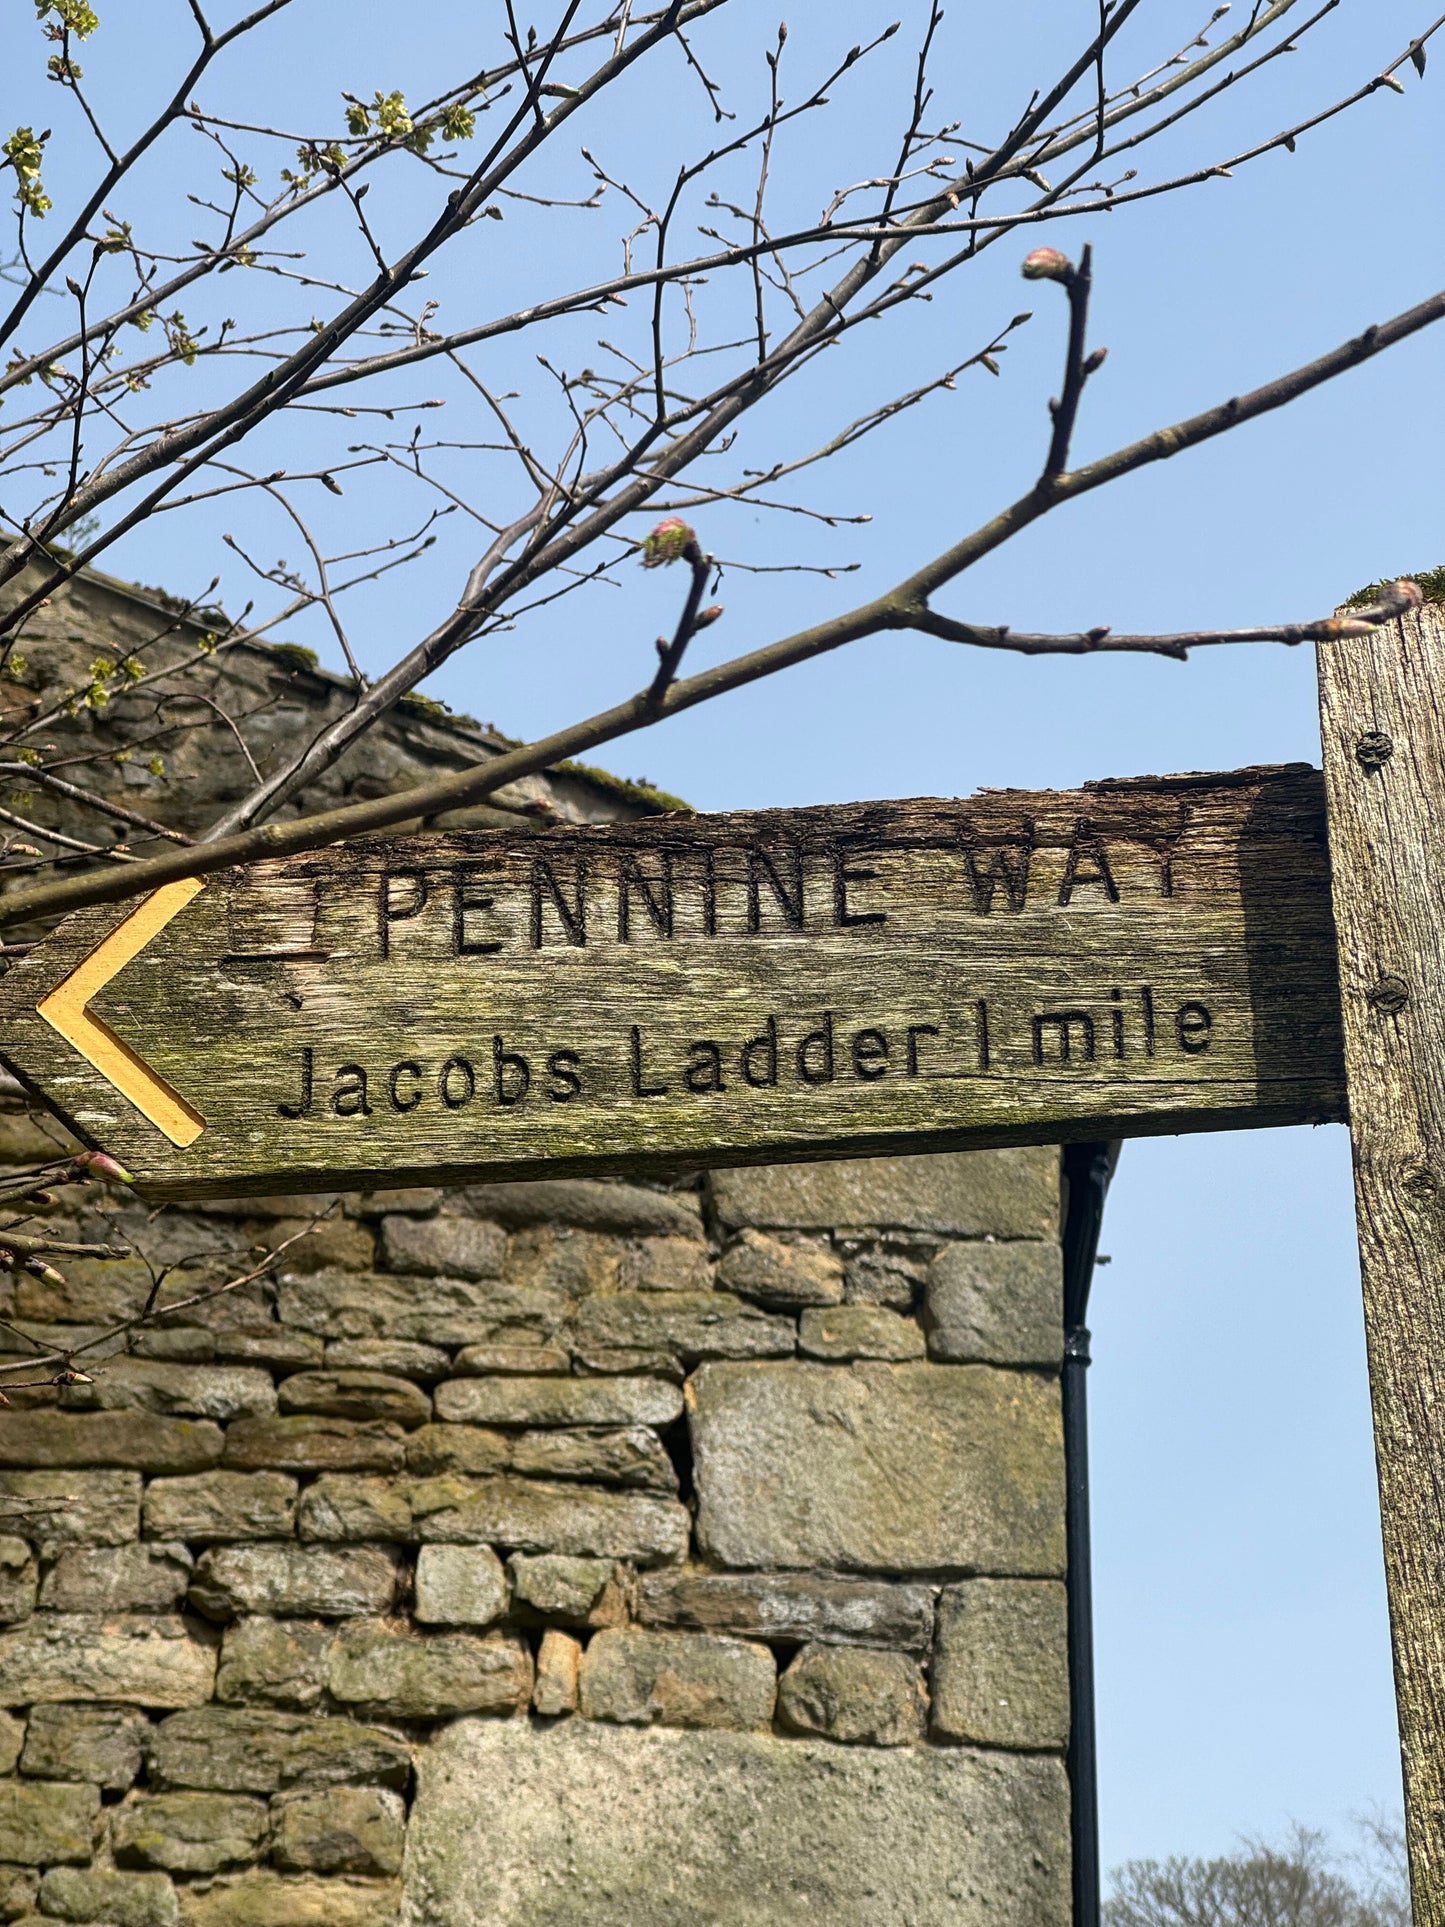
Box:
[73,1149,134,1184]
[640,518,697,569]
[1021,246,1073,283]
[693,604,724,629]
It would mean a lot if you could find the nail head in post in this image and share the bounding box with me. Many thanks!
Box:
[1366,974,1411,1015]
[1354,730,1394,772]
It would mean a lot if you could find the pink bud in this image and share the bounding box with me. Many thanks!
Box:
[693,605,724,629]
[1021,246,1073,283]
[640,518,697,569]
[74,1150,134,1184]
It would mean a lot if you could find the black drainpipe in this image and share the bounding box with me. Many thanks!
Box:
[1061,1140,1121,1927]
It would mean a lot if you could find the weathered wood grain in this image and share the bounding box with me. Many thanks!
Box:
[0,767,1343,1199]
[1319,605,1445,1926]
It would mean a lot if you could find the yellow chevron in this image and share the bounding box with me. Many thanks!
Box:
[37,878,206,1147]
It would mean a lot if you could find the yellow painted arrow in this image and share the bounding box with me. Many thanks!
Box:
[36,878,206,1148]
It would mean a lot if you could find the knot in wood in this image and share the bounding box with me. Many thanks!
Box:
[1401,1163,1440,1203]
[1354,730,1394,772]
[1366,974,1411,1016]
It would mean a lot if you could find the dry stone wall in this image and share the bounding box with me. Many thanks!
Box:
[0,1102,1070,1926]
[0,564,1072,1922]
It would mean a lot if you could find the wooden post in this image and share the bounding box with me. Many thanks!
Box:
[1318,597,1445,1925]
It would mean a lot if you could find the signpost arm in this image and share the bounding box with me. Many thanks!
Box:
[1318,597,1445,1925]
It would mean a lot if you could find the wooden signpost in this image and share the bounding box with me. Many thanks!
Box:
[0,609,1442,1923]
[0,766,1342,1198]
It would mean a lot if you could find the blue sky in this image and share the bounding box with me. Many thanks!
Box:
[6,0,1443,1878]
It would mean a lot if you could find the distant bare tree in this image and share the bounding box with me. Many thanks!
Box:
[0,0,1439,933]
[1106,1823,1411,1927]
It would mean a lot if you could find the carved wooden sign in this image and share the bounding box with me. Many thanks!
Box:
[0,763,1343,1200]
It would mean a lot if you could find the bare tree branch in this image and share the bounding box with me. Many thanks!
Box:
[2,282,1438,931]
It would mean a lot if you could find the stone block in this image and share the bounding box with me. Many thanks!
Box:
[325,1339,451,1381]
[0,1865,37,1919]
[177,1874,400,1927]
[223,1417,405,1475]
[0,1780,97,1866]
[925,1241,1063,1367]
[690,1362,1064,1576]
[270,1787,406,1876]
[59,1360,277,1421]
[579,1629,775,1732]
[378,1216,505,1280]
[710,1148,1060,1239]
[405,1720,1070,1926]
[354,1188,442,1218]
[327,1623,531,1719]
[0,1469,140,1557]
[777,1643,927,1746]
[566,1293,794,1365]
[411,1476,688,1566]
[571,1349,686,1383]
[277,1372,431,1430]
[278,1268,557,1346]
[0,1614,217,1707]
[459,1179,703,1239]
[189,1546,398,1621]
[412,1546,508,1627]
[143,1471,297,1544]
[433,1375,681,1428]
[37,1867,177,1927]
[15,1256,159,1325]
[717,1230,844,1308]
[20,1703,146,1789]
[283,1722,412,1794]
[130,1326,219,1362]
[40,1542,192,1612]
[619,1238,713,1294]
[403,1425,509,1479]
[0,1534,36,1623]
[798,1305,926,1361]
[931,1578,1070,1750]
[0,1708,22,1773]
[842,1245,924,1310]
[533,1629,581,1716]
[148,1708,409,1795]
[510,1427,677,1493]
[215,1327,324,1372]
[215,1618,330,1710]
[113,1791,269,1872]
[242,1215,376,1276]
[503,1225,624,1300]
[636,1570,936,1652]
[0,1413,222,1473]
[451,1344,569,1376]
[0,1107,76,1163]
[297,1476,413,1544]
[508,1554,620,1626]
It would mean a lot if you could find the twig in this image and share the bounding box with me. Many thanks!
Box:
[644,533,713,710]
[0,765,194,846]
[1038,243,1098,480]
[913,581,1424,660]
